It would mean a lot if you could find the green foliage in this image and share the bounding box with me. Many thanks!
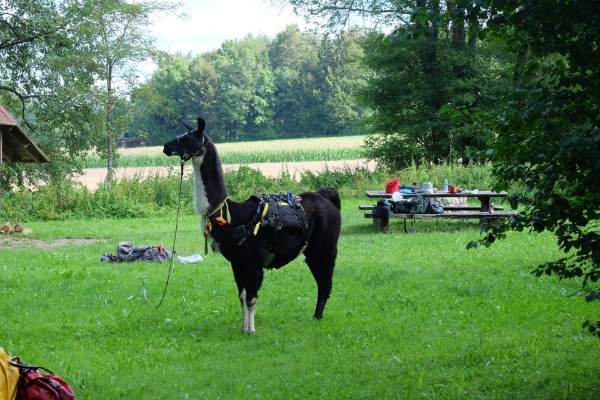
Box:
[468,0,600,337]
[0,0,105,188]
[0,159,496,222]
[131,25,370,144]
[0,0,182,192]
[129,52,193,147]
[358,3,514,169]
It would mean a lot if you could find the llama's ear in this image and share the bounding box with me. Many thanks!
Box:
[197,117,206,133]
[180,119,194,131]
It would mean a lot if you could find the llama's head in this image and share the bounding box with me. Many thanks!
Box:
[163,117,207,161]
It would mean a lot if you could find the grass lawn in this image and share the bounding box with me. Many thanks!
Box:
[1,199,598,399]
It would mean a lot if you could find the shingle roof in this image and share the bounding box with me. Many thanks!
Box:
[0,105,50,163]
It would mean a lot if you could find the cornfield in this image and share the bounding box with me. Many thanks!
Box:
[82,136,366,168]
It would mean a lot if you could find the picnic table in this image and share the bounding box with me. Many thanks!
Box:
[363,190,516,232]
[365,190,508,212]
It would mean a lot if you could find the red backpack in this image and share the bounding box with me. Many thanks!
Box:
[9,357,74,400]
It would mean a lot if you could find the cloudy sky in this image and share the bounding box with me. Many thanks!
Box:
[150,0,306,55]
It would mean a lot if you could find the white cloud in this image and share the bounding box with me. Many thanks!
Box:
[150,0,305,55]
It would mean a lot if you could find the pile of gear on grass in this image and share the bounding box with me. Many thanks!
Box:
[101,241,174,263]
[101,242,203,264]
[372,178,445,218]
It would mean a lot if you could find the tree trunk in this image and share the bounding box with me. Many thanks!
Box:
[106,62,114,191]
[417,1,447,162]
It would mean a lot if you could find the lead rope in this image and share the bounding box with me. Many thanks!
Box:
[154,161,186,308]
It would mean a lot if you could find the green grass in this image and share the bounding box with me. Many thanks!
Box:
[1,199,598,399]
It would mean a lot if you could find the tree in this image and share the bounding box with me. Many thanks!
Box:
[471,0,600,337]
[210,35,274,141]
[270,25,368,137]
[277,0,411,31]
[320,30,370,135]
[186,52,220,133]
[278,0,514,168]
[0,0,181,192]
[80,0,181,190]
[270,25,321,137]
[0,0,105,190]
[131,23,369,142]
[129,52,193,145]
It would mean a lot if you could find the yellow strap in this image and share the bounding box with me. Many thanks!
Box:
[254,202,269,235]
[204,197,231,233]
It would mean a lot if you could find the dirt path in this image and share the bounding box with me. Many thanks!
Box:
[78,159,377,191]
[0,236,103,249]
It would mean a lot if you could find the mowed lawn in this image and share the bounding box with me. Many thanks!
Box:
[1,199,598,399]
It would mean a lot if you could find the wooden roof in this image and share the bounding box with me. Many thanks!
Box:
[0,105,50,163]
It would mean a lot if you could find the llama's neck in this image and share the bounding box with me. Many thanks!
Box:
[191,144,228,220]
[192,157,211,218]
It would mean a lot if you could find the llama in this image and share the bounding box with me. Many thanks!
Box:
[163,118,342,333]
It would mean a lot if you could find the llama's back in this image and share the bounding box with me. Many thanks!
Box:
[315,186,341,210]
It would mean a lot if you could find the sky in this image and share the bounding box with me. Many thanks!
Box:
[150,0,306,56]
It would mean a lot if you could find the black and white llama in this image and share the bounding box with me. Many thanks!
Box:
[163,118,342,334]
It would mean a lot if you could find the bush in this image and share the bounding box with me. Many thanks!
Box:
[0,162,498,222]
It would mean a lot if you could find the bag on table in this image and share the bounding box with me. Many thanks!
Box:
[391,196,444,215]
[385,178,400,193]
[373,199,392,218]
[8,357,74,400]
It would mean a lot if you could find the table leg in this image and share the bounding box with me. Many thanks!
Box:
[372,217,389,232]
[477,196,491,212]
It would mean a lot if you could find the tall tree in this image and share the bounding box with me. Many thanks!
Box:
[132,23,369,142]
[186,52,220,132]
[270,25,321,136]
[211,35,274,141]
[278,0,513,168]
[0,0,104,190]
[320,30,369,135]
[0,0,181,192]
[80,0,181,190]
[129,52,193,145]
[472,0,600,337]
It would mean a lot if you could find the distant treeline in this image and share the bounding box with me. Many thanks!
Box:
[128,25,369,145]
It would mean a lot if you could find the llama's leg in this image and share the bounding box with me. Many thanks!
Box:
[240,288,248,332]
[306,256,336,320]
[239,289,258,334]
[239,288,256,334]
[240,290,257,334]
[233,263,262,334]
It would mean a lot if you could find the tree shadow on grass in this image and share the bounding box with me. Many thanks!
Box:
[342,219,484,236]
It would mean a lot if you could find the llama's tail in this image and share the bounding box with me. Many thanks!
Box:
[316,186,341,210]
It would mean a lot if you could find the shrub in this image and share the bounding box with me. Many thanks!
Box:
[0,162,498,222]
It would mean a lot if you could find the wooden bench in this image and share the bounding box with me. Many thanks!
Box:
[363,190,514,232]
[359,204,505,211]
[363,210,517,232]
